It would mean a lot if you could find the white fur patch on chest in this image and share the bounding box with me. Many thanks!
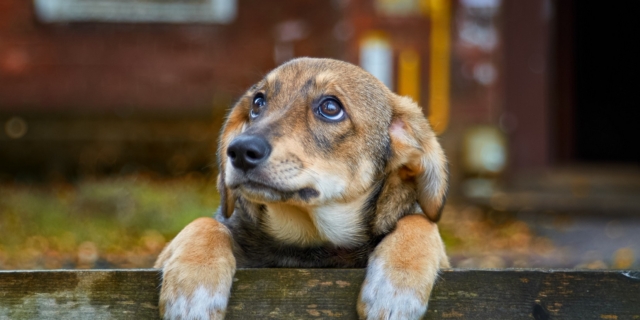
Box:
[310,193,368,246]
[264,192,369,247]
[265,203,323,246]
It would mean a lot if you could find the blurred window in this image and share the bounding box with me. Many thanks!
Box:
[33,0,236,23]
[360,33,393,89]
[374,0,425,16]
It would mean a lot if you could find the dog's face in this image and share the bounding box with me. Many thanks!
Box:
[218,58,447,246]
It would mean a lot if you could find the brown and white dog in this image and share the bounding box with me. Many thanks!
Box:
[155,58,449,319]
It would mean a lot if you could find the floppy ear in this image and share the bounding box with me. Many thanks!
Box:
[387,96,448,222]
[216,104,248,218]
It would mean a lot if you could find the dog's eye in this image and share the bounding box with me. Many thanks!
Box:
[251,94,266,119]
[317,98,345,122]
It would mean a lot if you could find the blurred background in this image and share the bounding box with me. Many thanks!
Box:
[1,0,638,270]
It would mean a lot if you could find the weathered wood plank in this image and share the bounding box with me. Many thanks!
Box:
[1,269,639,319]
[0,269,160,319]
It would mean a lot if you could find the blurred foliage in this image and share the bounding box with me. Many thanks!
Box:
[438,205,555,268]
[438,205,638,269]
[0,173,218,269]
[1,175,636,270]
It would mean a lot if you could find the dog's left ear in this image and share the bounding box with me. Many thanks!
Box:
[388,96,448,222]
[216,104,248,218]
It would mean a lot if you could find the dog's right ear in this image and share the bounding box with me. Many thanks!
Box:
[387,96,448,222]
[217,104,248,218]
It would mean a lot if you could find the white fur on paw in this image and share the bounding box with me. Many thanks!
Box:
[359,261,427,320]
[164,286,229,320]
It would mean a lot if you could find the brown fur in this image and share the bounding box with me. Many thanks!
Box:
[155,217,235,319]
[357,215,450,318]
[155,58,449,320]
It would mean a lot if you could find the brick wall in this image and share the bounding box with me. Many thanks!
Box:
[0,0,347,177]
[0,0,344,114]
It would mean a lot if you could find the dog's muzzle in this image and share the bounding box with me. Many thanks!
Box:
[227,135,272,172]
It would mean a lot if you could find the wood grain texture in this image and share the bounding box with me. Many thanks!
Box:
[1,269,639,319]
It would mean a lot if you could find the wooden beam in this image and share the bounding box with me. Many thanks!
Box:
[1,269,639,319]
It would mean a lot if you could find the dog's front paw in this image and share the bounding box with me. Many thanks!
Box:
[155,217,236,320]
[357,215,448,320]
[159,279,231,320]
[159,261,234,320]
[357,260,429,320]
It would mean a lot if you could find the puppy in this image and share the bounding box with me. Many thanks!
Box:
[155,58,450,319]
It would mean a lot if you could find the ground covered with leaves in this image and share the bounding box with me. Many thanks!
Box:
[0,174,217,269]
[1,175,637,270]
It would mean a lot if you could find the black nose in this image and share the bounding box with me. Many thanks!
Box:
[226,135,272,171]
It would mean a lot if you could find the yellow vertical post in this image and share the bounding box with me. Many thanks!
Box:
[398,49,421,104]
[428,0,451,134]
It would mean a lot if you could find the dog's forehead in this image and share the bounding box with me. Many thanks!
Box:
[256,58,391,110]
[291,59,370,83]
[269,58,369,83]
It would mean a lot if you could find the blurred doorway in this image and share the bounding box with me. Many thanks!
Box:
[554,0,640,165]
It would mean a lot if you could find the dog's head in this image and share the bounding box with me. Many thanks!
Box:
[217,58,447,244]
